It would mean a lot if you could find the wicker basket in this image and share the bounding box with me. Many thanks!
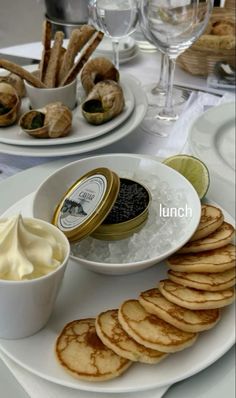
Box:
[224,0,235,10]
[177,7,235,76]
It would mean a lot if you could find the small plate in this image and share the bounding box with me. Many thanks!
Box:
[97,36,136,53]
[0,74,147,157]
[96,36,139,64]
[0,193,235,393]
[0,67,134,147]
[189,102,235,184]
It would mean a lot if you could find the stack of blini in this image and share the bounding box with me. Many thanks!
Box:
[55,205,235,382]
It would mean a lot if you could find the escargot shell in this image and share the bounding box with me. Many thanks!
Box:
[82,80,125,125]
[81,57,119,95]
[0,73,25,97]
[19,102,72,138]
[0,82,21,126]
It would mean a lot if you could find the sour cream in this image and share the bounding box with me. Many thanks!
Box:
[0,215,64,281]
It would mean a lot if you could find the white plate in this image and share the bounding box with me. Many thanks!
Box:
[117,46,140,64]
[0,74,147,157]
[0,194,235,393]
[96,36,139,64]
[0,72,134,147]
[189,102,235,185]
[97,36,136,55]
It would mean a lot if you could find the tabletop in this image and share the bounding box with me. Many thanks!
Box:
[0,38,235,398]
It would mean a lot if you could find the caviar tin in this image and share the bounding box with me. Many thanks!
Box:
[93,178,151,240]
[52,168,151,242]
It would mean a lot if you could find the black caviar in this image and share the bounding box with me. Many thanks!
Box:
[103,178,150,224]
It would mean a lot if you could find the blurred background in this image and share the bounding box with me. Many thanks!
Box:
[0,0,229,48]
[0,0,44,47]
[0,0,92,47]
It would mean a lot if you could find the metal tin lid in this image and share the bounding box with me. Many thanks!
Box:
[52,167,120,242]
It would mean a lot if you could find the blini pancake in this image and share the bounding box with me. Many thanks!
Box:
[118,300,198,353]
[168,268,236,291]
[179,222,235,254]
[159,279,235,310]
[96,309,168,364]
[55,318,132,381]
[190,204,224,241]
[139,288,220,332]
[166,244,236,273]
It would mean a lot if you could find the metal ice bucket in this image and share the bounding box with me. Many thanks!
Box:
[45,0,89,36]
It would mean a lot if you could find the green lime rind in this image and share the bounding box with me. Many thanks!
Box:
[163,154,210,200]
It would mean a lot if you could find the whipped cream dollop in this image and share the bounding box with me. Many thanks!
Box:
[0,215,65,281]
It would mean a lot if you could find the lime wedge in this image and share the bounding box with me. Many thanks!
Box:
[163,155,210,199]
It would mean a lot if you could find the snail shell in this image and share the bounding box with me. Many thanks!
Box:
[0,82,21,126]
[82,80,125,125]
[19,102,72,138]
[0,73,25,97]
[81,57,119,95]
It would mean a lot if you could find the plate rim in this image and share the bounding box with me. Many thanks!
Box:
[189,101,235,184]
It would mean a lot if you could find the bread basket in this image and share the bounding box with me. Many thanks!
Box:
[177,7,235,76]
[224,0,235,11]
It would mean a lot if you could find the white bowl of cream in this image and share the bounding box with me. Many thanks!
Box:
[0,214,70,339]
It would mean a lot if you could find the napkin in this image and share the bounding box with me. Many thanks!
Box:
[0,351,170,398]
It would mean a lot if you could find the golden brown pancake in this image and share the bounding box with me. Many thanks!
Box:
[166,244,236,273]
[168,268,236,291]
[190,204,224,242]
[55,318,132,381]
[179,222,235,254]
[118,299,198,353]
[159,279,235,310]
[139,288,220,332]
[96,309,168,364]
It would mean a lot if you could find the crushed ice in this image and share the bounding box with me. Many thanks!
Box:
[71,169,192,264]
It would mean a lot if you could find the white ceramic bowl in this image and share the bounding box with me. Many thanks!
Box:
[25,78,77,110]
[0,218,70,339]
[32,154,201,275]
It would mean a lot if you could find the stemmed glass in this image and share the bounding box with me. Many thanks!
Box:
[143,53,191,108]
[139,0,213,135]
[144,52,168,107]
[90,0,139,70]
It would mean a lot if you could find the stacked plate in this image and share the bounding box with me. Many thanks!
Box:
[96,36,139,64]
[0,66,147,157]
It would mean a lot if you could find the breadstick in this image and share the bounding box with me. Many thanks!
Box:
[0,59,46,88]
[56,47,66,86]
[60,31,104,87]
[44,31,64,87]
[58,25,96,84]
[39,20,52,83]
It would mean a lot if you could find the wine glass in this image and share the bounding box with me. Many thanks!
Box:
[90,0,139,69]
[143,52,191,108]
[139,0,213,135]
[144,52,168,107]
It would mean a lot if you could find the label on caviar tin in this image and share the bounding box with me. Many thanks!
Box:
[57,174,107,232]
